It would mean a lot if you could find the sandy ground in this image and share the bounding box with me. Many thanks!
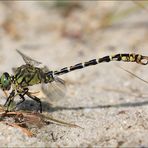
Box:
[0,1,148,147]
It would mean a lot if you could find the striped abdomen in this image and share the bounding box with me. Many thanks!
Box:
[53,53,148,76]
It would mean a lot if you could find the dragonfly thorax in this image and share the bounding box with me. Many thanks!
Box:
[14,64,54,88]
[0,72,12,91]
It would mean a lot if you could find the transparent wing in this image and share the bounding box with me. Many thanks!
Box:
[16,49,42,66]
[41,76,66,102]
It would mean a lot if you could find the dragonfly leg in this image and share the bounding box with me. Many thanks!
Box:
[17,94,25,106]
[12,94,26,111]
[26,92,42,113]
[4,97,9,107]
[16,88,29,107]
[4,90,15,112]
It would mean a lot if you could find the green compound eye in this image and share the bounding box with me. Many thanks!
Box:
[0,72,11,90]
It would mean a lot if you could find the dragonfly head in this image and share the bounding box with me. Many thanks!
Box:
[0,72,11,90]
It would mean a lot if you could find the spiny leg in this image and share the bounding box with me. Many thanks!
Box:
[26,92,42,113]
[4,90,15,112]
[11,88,42,112]
[10,88,29,111]
[4,96,9,107]
[16,88,29,107]
[4,90,15,107]
[17,94,25,106]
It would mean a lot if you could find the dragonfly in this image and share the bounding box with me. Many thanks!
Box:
[0,50,148,113]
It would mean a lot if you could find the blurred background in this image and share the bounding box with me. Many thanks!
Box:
[1,0,148,108]
[0,1,148,71]
[1,1,148,146]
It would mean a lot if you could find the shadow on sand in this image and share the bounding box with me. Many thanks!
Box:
[16,98,148,113]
